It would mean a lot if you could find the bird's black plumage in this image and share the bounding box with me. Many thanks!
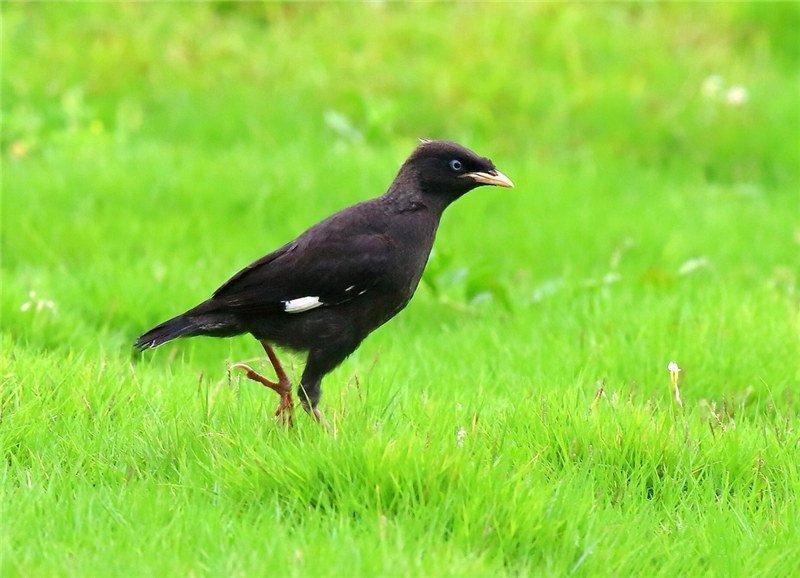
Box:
[135,140,513,415]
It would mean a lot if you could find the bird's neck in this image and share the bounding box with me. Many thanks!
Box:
[382,183,452,216]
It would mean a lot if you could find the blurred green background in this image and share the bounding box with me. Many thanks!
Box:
[2,3,800,577]
[4,2,798,390]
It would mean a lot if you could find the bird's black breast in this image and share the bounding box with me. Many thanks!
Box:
[379,202,439,284]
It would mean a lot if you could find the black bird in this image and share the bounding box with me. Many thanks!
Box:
[135,140,513,423]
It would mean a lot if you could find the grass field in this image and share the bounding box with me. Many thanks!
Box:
[3,3,800,576]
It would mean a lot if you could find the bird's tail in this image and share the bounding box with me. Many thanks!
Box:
[134,312,200,351]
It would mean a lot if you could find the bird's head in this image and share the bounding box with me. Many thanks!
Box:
[396,140,514,204]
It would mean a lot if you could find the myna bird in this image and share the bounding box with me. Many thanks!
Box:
[135,140,514,423]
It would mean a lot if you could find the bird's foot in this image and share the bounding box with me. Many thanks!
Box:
[274,392,295,428]
[230,362,291,395]
[230,362,295,427]
[231,342,329,428]
[300,401,327,429]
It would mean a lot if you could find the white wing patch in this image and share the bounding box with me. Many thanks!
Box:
[283,296,323,313]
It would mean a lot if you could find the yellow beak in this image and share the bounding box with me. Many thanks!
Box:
[462,170,514,188]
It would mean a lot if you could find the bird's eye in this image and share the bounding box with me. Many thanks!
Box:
[449,159,463,171]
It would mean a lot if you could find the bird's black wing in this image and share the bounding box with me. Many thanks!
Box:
[211,230,394,314]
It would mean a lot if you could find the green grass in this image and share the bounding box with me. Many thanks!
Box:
[3,3,800,576]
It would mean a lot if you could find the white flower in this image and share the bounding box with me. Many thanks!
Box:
[20,290,56,313]
[725,86,748,106]
[678,257,711,276]
[701,75,748,107]
[668,362,683,408]
[456,427,467,448]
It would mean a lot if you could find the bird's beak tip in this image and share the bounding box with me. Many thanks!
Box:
[464,170,514,189]
[498,172,515,189]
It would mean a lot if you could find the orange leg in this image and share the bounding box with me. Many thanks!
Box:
[231,340,294,426]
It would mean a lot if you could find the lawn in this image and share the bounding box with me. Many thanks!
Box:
[2,3,799,577]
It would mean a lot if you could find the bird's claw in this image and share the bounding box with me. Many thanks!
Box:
[230,361,296,426]
[230,362,290,394]
[298,402,327,429]
[274,393,295,427]
[230,362,256,377]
